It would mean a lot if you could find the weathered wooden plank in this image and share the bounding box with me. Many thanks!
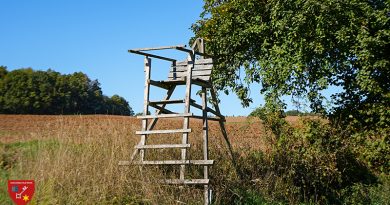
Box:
[167,76,211,81]
[194,76,211,81]
[149,79,172,89]
[133,160,214,165]
[128,50,176,62]
[131,45,186,52]
[170,64,213,72]
[176,58,213,66]
[192,79,212,88]
[169,70,212,77]
[135,144,190,149]
[149,99,185,105]
[159,79,186,85]
[137,113,193,119]
[168,70,212,78]
[163,179,209,185]
[136,129,191,135]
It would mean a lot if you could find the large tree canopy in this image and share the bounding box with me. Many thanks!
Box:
[192,0,389,129]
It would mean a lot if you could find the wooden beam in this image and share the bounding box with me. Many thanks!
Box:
[192,79,212,88]
[128,50,176,62]
[133,160,214,165]
[119,160,213,166]
[149,99,185,105]
[149,80,172,90]
[131,45,186,52]
[135,144,190,149]
[163,179,209,185]
[136,129,191,135]
[137,113,193,119]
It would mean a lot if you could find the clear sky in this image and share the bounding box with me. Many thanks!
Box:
[0,0,302,116]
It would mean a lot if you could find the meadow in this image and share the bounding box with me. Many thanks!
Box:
[0,115,270,204]
[1,115,388,204]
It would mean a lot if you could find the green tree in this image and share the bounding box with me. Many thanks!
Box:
[105,94,134,116]
[0,68,133,116]
[0,66,7,78]
[192,0,389,129]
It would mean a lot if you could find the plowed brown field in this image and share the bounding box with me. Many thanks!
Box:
[0,114,279,151]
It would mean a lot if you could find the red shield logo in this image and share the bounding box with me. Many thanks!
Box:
[8,180,35,205]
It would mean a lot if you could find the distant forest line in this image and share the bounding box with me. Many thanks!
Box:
[0,66,134,115]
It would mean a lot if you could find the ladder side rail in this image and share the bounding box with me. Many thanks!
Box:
[202,87,210,205]
[140,57,152,162]
[180,52,195,180]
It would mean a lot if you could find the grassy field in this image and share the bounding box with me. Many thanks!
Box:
[0,114,287,204]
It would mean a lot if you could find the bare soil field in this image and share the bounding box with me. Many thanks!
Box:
[0,114,279,150]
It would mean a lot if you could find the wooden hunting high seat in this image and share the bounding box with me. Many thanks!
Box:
[119,38,234,205]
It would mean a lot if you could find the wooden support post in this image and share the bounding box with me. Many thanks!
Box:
[202,87,210,205]
[180,53,194,181]
[199,39,205,60]
[140,57,151,162]
[191,38,205,60]
[172,60,177,80]
[210,87,241,179]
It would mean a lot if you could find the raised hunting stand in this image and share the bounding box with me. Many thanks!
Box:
[119,38,234,205]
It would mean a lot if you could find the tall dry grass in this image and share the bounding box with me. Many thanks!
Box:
[1,115,268,204]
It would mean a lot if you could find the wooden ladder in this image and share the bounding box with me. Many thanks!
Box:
[120,39,235,205]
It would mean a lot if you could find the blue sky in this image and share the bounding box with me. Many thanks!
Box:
[0,0,307,116]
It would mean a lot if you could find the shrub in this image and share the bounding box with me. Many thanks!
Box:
[246,106,379,204]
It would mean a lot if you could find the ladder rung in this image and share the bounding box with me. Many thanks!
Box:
[135,144,190,149]
[163,179,209,185]
[132,160,214,165]
[137,113,193,119]
[149,99,185,105]
[135,129,191,135]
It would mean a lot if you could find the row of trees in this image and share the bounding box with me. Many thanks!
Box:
[0,66,133,115]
